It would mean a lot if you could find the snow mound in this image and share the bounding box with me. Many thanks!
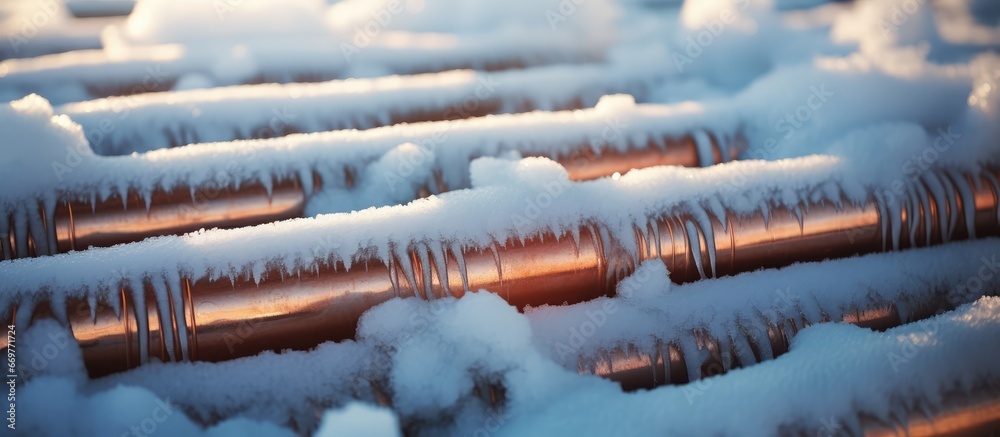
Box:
[105,0,330,48]
[0,94,95,206]
[314,403,401,437]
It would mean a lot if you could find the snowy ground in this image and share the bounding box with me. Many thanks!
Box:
[1,0,999,436]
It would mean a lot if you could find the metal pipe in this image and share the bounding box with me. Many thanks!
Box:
[54,176,311,253]
[861,385,1000,436]
[12,166,995,377]
[579,302,936,390]
[1,132,725,260]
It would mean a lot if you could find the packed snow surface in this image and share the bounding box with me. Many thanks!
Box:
[12,246,1000,435]
[2,0,1000,435]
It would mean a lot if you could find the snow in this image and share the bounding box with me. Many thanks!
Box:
[542,237,1000,373]
[115,0,329,47]
[3,0,1000,435]
[19,377,297,436]
[55,63,666,155]
[13,242,1000,435]
[0,92,736,260]
[1,139,996,334]
[0,0,106,60]
[0,0,617,105]
[314,403,400,437]
[508,296,1000,436]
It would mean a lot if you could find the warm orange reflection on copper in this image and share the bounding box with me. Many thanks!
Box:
[584,303,911,389]
[553,136,703,181]
[862,386,1000,437]
[3,133,728,261]
[53,177,309,253]
[69,225,616,376]
[30,167,1000,378]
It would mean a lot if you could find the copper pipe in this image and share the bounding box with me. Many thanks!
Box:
[548,135,702,181]
[1,132,728,261]
[53,176,310,253]
[861,385,1000,437]
[7,167,1000,377]
[73,224,615,375]
[580,302,923,390]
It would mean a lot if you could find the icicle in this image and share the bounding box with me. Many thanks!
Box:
[570,226,582,251]
[707,197,728,234]
[143,188,153,213]
[939,173,960,241]
[128,278,149,365]
[758,200,771,229]
[791,205,804,234]
[650,134,666,150]
[167,273,189,361]
[679,335,703,383]
[27,206,48,257]
[948,170,978,239]
[904,181,920,248]
[416,244,434,300]
[717,135,731,163]
[108,285,122,319]
[49,297,67,325]
[822,182,841,208]
[913,181,933,246]
[87,294,97,322]
[299,168,314,195]
[15,299,35,331]
[885,193,903,251]
[691,130,715,167]
[870,192,889,251]
[730,329,758,367]
[262,176,275,202]
[117,184,129,210]
[489,241,504,295]
[627,131,646,153]
[684,219,707,279]
[43,195,58,255]
[251,261,265,285]
[755,322,777,361]
[649,218,662,261]
[151,278,176,362]
[430,242,451,298]
[691,207,718,278]
[451,242,470,294]
[921,172,950,245]
[10,207,24,258]
[387,251,401,298]
[393,244,417,298]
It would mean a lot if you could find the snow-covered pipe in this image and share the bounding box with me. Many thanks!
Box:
[2,95,741,261]
[0,0,615,104]
[55,63,664,155]
[3,165,998,378]
[0,39,600,105]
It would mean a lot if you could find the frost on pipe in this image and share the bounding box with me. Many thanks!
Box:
[0,37,600,105]
[58,64,661,155]
[0,0,613,103]
[523,237,1000,389]
[2,164,998,378]
[2,95,741,260]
